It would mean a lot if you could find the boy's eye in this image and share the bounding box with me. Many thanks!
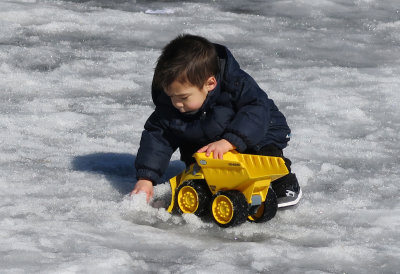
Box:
[176,96,189,101]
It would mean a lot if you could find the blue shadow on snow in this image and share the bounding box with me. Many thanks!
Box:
[71,152,185,195]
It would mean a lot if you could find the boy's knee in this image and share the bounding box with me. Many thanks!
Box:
[257,144,283,157]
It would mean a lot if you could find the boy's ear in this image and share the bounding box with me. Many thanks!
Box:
[205,76,217,92]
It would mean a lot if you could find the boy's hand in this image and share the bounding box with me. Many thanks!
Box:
[130,179,153,202]
[197,139,236,160]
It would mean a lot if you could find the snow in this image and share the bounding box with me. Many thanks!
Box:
[1,0,399,273]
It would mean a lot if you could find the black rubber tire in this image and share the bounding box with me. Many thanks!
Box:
[211,190,249,228]
[175,180,212,217]
[248,188,278,223]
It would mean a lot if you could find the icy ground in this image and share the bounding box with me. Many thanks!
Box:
[1,0,400,273]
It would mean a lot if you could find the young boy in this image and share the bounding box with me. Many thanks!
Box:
[131,34,301,208]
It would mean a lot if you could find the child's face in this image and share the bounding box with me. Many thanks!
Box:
[165,77,216,113]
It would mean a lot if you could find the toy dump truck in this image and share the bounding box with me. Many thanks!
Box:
[167,151,289,227]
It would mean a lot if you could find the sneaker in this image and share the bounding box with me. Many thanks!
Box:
[271,173,302,208]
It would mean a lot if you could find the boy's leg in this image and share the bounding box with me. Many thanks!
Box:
[256,144,302,208]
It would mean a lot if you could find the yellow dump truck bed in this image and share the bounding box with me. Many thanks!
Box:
[193,151,288,191]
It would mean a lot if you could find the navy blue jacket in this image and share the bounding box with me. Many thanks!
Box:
[135,44,291,185]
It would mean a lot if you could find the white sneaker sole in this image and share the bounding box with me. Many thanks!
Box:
[277,188,302,208]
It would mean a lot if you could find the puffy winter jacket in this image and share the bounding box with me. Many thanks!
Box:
[135,44,290,184]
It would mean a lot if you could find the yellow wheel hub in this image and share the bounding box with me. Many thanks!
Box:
[177,186,199,213]
[212,195,234,224]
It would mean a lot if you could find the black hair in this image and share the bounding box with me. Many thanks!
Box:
[152,34,219,90]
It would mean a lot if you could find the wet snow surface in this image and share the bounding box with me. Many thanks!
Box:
[1,0,400,273]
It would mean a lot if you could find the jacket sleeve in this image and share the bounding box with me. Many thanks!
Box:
[222,74,271,152]
[135,110,179,185]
